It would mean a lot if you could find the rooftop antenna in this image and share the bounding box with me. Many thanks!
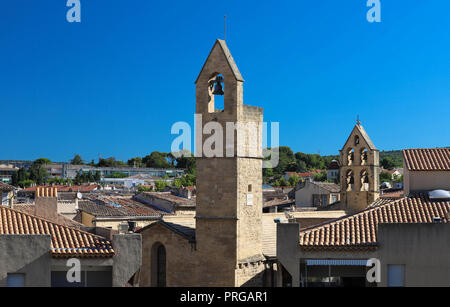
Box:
[224,14,227,41]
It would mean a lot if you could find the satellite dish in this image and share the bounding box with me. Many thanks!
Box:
[77,192,83,200]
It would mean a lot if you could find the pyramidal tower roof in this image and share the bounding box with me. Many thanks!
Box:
[355,123,376,150]
[341,122,377,151]
[195,39,244,84]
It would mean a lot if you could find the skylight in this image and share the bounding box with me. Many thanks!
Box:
[428,190,450,200]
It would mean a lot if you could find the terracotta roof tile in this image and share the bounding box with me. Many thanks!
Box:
[137,219,196,242]
[81,196,171,217]
[0,182,15,192]
[22,185,98,192]
[299,194,449,251]
[0,206,114,258]
[403,148,450,171]
[12,203,84,228]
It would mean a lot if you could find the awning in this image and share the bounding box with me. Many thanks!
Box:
[306,259,368,266]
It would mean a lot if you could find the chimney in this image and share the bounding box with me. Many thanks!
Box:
[118,221,129,234]
[35,187,58,221]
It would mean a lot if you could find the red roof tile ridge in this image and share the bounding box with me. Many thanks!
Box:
[1,206,110,241]
[299,197,407,234]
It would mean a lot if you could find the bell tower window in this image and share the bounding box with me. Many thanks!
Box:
[347,148,354,166]
[208,74,225,112]
[360,148,368,165]
[360,170,369,191]
[346,170,354,191]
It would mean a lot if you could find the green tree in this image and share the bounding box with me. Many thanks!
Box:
[313,171,327,182]
[127,157,143,168]
[166,153,176,167]
[279,177,288,187]
[273,147,296,175]
[33,158,51,166]
[381,157,395,170]
[263,168,274,178]
[94,171,101,182]
[380,171,392,183]
[138,185,153,192]
[288,174,301,187]
[18,179,35,188]
[154,180,167,191]
[29,158,50,185]
[70,154,83,165]
[143,152,171,168]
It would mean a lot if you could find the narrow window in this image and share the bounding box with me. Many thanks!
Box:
[157,245,166,287]
[248,184,252,192]
[7,273,25,287]
[387,265,405,287]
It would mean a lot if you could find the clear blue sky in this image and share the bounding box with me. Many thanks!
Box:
[1,1,449,162]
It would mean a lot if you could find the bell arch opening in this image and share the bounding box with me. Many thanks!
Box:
[346,148,355,166]
[345,170,354,191]
[360,170,369,191]
[208,73,225,113]
[360,148,368,165]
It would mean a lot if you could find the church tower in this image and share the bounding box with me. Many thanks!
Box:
[194,40,266,286]
[340,120,380,212]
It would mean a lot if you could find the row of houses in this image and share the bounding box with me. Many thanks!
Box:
[276,145,450,287]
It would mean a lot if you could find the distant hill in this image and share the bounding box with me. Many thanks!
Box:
[324,149,404,169]
[379,150,404,168]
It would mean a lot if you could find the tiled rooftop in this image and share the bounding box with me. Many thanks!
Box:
[0,206,114,258]
[13,203,83,228]
[309,182,340,193]
[0,182,15,192]
[23,185,99,192]
[81,196,171,217]
[138,192,196,207]
[403,148,450,171]
[380,189,404,199]
[137,218,196,242]
[299,194,449,251]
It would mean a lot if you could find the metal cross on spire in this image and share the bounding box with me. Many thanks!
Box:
[357,114,361,126]
[224,15,227,41]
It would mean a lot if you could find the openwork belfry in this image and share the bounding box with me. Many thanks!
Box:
[340,120,380,211]
[211,75,224,95]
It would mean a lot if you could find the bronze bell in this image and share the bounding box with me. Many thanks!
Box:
[212,76,224,95]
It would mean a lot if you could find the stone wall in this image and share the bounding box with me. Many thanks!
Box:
[378,223,450,286]
[139,224,197,287]
[0,235,52,287]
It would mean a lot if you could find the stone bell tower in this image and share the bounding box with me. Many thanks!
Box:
[340,120,380,212]
[194,40,266,286]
